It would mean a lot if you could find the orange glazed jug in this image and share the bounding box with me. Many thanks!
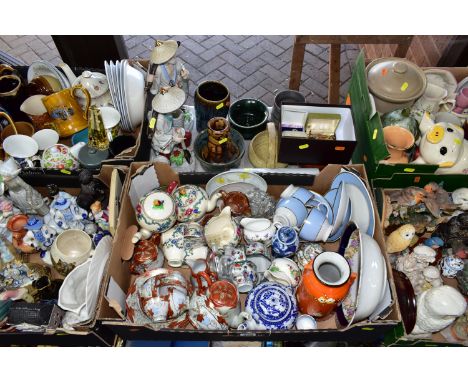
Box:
[296,251,356,318]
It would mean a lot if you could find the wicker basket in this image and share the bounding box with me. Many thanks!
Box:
[248,122,287,168]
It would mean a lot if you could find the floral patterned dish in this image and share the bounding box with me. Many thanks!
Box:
[41,144,79,171]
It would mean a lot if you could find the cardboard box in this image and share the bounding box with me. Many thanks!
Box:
[349,51,468,189]
[277,103,357,165]
[97,163,401,343]
[377,188,467,347]
[0,164,127,346]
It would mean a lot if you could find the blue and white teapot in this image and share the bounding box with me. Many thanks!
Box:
[238,282,298,330]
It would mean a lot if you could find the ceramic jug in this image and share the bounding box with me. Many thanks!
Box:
[167,181,221,223]
[296,252,357,318]
[204,206,241,252]
[240,217,276,244]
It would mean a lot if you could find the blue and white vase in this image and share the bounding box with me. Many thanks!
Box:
[272,226,299,258]
[241,282,298,330]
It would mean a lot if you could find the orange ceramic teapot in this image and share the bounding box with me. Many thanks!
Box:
[296,251,356,318]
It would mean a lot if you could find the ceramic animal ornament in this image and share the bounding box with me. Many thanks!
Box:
[422,266,443,290]
[452,188,468,210]
[386,224,416,254]
[411,285,467,335]
[412,119,468,174]
[76,169,109,211]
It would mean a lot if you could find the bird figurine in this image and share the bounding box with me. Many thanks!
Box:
[386,224,416,254]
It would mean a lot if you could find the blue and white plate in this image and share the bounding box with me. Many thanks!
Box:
[330,170,375,237]
[244,282,298,330]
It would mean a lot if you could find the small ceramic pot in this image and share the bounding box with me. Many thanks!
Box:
[383,125,415,163]
[129,235,162,275]
[264,257,301,287]
[241,217,276,244]
[271,90,306,127]
[272,226,299,258]
[194,80,230,132]
[229,260,258,293]
[208,280,250,328]
[133,190,177,242]
[295,314,318,330]
[228,98,269,140]
[50,229,94,276]
[245,242,268,257]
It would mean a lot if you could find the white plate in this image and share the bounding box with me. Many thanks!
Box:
[124,60,145,130]
[110,62,128,131]
[85,235,112,318]
[118,61,132,131]
[3,135,38,158]
[206,170,268,197]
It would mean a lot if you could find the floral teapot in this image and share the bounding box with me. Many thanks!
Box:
[59,63,112,107]
[412,114,468,174]
[167,181,221,223]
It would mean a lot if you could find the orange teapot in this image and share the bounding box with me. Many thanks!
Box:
[296,251,356,318]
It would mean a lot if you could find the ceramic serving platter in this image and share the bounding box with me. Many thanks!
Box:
[330,170,375,237]
[206,170,268,197]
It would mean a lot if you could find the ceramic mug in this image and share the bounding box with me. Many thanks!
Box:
[299,204,334,242]
[281,185,314,205]
[20,95,53,130]
[42,85,91,138]
[272,226,299,258]
[274,197,308,227]
[229,260,258,293]
[264,257,301,287]
[1,134,40,169]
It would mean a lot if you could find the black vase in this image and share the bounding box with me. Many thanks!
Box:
[194,81,230,132]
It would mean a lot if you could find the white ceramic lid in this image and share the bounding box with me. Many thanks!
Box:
[74,71,109,98]
[142,191,174,220]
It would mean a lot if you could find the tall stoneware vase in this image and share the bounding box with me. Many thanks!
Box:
[194,81,230,132]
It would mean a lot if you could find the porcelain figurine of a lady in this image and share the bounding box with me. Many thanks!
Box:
[150,54,189,95]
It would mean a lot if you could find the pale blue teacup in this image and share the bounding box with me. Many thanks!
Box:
[274,197,308,227]
[299,203,334,242]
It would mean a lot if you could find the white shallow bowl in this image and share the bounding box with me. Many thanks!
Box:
[3,134,38,158]
[354,231,387,322]
[32,129,59,150]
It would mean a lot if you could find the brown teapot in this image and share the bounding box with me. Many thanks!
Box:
[219,190,251,216]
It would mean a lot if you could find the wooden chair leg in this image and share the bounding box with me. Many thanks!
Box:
[394,36,413,58]
[328,44,341,104]
[289,41,306,90]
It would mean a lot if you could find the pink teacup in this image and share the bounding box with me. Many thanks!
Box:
[453,88,468,114]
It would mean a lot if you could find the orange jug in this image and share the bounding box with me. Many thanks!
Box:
[296,251,356,318]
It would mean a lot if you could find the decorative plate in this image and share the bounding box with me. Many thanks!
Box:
[206,170,267,197]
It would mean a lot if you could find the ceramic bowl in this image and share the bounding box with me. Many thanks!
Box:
[337,225,387,326]
[271,90,306,126]
[194,128,245,172]
[264,257,301,287]
[295,314,318,330]
[32,129,59,151]
[2,134,39,158]
[41,144,79,171]
[124,62,145,129]
[228,98,269,140]
[299,206,333,242]
[51,229,93,276]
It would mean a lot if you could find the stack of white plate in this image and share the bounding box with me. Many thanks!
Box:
[104,60,145,132]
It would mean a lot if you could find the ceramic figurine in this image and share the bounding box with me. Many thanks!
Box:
[167,181,221,223]
[219,190,251,216]
[132,189,177,243]
[423,182,459,218]
[239,282,298,330]
[433,212,468,259]
[204,207,241,252]
[0,158,49,216]
[6,214,35,253]
[89,201,109,232]
[422,266,443,291]
[0,196,13,218]
[440,255,465,278]
[456,261,468,296]
[240,217,276,244]
[149,40,189,95]
[452,188,468,211]
[296,251,356,318]
[46,192,88,233]
[386,224,416,254]
[395,245,437,295]
[22,216,57,252]
[411,285,467,335]
[412,119,468,174]
[76,169,109,211]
